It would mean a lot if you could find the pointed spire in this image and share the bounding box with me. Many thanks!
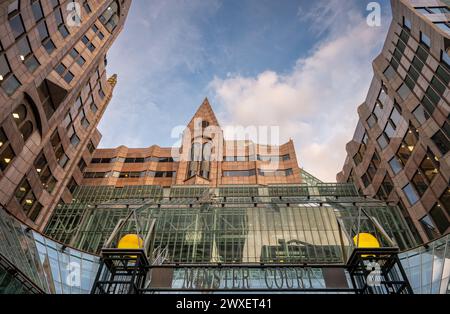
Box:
[107,74,118,88]
[187,98,220,128]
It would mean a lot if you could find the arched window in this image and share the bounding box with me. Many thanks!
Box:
[12,101,37,143]
[12,104,27,125]
[187,141,212,179]
[20,121,33,140]
[191,142,202,162]
[99,1,120,32]
[202,142,212,161]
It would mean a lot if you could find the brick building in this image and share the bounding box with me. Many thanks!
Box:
[82,98,303,189]
[338,0,450,242]
[0,0,131,229]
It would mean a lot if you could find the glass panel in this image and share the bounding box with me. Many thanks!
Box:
[403,183,420,205]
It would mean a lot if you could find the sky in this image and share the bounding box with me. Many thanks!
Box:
[100,0,392,182]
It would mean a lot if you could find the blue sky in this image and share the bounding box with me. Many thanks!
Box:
[100,0,392,181]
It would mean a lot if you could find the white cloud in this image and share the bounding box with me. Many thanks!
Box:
[210,1,389,182]
[98,0,222,148]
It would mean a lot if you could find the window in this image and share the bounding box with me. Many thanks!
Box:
[34,152,57,194]
[429,7,450,14]
[377,133,389,150]
[67,177,78,194]
[420,32,431,48]
[80,109,90,129]
[14,177,42,221]
[412,56,424,72]
[9,10,25,39]
[223,169,256,177]
[144,156,174,163]
[368,152,380,179]
[440,188,450,216]
[353,135,367,166]
[431,123,450,155]
[31,0,44,22]
[37,20,56,55]
[361,173,370,188]
[98,84,105,99]
[147,171,175,178]
[62,111,73,130]
[397,83,410,100]
[36,20,48,40]
[396,127,419,165]
[390,103,403,127]
[417,45,428,63]
[413,104,430,124]
[12,103,37,142]
[258,169,293,177]
[372,102,383,122]
[99,1,120,32]
[87,141,95,154]
[419,150,439,183]
[84,172,106,179]
[92,158,112,164]
[90,102,98,114]
[416,6,450,14]
[125,157,145,164]
[442,50,450,68]
[38,79,61,119]
[78,159,87,172]
[435,65,450,87]
[70,129,80,147]
[7,0,19,15]
[54,8,70,38]
[398,30,409,48]
[367,112,377,128]
[403,17,411,30]
[257,154,291,162]
[389,156,403,175]
[0,128,15,171]
[427,78,440,97]
[55,63,74,84]
[420,215,439,240]
[412,170,428,197]
[83,1,92,14]
[384,120,396,138]
[403,183,420,205]
[383,65,396,80]
[118,171,141,178]
[429,203,449,234]
[91,24,105,40]
[430,76,445,96]
[17,36,40,72]
[51,131,69,168]
[187,141,211,179]
[407,65,419,88]
[42,38,56,54]
[0,43,21,95]
[50,0,60,9]
[377,174,394,200]
[69,48,86,67]
[434,22,450,35]
[81,35,96,52]
[8,3,40,72]
[378,87,389,107]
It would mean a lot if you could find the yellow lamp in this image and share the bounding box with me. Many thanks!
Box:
[353,233,380,248]
[117,234,144,249]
